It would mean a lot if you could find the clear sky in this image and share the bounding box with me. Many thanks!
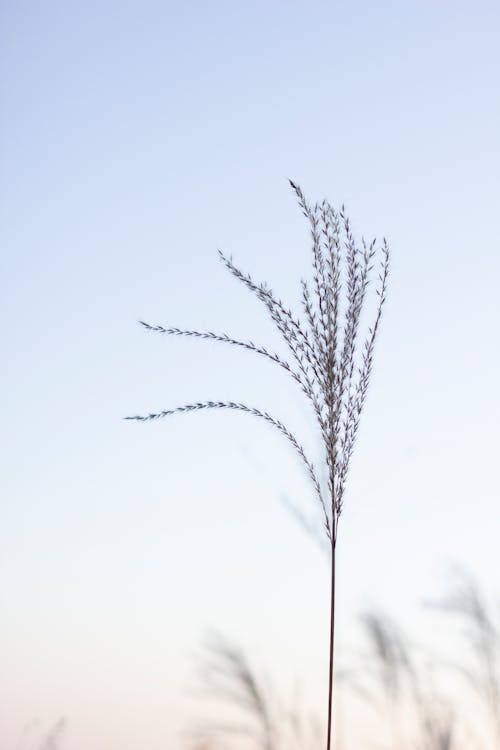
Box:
[1,1,499,748]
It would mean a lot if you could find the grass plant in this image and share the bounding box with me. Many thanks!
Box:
[359,611,456,750]
[38,719,66,750]
[128,182,390,749]
[191,631,322,750]
[431,571,500,746]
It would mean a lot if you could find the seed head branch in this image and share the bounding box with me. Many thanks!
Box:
[125,399,331,537]
[336,239,389,515]
[291,183,330,355]
[218,251,323,382]
[138,321,304,385]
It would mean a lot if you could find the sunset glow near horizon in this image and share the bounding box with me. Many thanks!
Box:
[2,1,500,748]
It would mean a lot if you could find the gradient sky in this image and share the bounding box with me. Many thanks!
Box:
[2,1,500,748]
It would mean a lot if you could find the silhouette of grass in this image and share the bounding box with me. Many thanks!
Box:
[37,719,66,750]
[191,631,322,750]
[430,570,500,745]
[128,182,390,749]
[190,578,498,750]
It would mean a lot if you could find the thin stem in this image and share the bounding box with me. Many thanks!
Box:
[327,538,336,750]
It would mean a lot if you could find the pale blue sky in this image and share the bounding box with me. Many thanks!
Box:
[2,1,499,748]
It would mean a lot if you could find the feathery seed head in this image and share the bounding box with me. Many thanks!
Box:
[128,183,389,544]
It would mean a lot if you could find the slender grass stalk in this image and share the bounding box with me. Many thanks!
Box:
[127,182,389,749]
[327,538,335,750]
